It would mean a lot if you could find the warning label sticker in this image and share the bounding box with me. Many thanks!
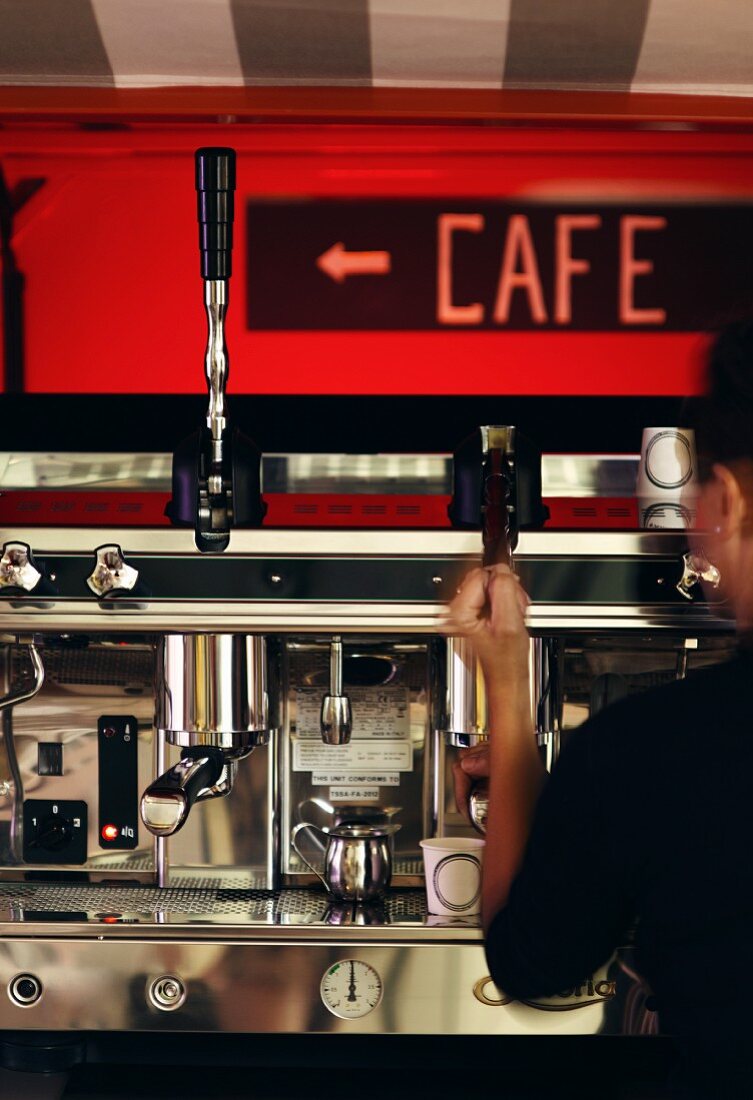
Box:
[293,741,412,773]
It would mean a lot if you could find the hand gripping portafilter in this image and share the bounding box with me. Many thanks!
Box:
[444,427,550,832]
[166,148,266,552]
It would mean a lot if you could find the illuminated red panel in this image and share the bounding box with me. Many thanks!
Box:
[0,491,638,528]
[1,124,751,396]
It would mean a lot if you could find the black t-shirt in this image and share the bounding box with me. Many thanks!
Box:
[485,651,753,1098]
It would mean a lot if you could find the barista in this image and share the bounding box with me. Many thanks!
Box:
[446,322,753,1100]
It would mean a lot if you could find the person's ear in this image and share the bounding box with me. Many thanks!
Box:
[711,463,747,539]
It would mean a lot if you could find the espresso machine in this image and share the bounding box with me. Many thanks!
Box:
[0,518,733,1038]
[0,149,734,1045]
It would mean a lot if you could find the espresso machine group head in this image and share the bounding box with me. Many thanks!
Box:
[140,634,270,837]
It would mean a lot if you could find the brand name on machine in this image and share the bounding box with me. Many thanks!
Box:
[473,976,617,1010]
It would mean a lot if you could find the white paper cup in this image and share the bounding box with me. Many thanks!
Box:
[636,428,698,529]
[420,837,485,917]
[638,497,696,530]
[636,428,697,495]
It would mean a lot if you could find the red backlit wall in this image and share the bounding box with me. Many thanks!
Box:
[2,117,753,397]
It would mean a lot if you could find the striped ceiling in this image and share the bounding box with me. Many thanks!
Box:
[0,0,751,98]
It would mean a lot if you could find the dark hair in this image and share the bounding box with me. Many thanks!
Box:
[686,322,753,482]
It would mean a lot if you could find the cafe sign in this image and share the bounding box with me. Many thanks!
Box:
[247,202,753,333]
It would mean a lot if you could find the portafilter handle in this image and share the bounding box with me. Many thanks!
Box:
[444,433,514,751]
[481,427,516,570]
[140,745,226,837]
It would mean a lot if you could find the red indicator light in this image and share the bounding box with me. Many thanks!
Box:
[101,824,119,841]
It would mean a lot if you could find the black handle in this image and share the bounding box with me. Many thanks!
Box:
[153,746,225,805]
[195,147,236,281]
[481,450,514,569]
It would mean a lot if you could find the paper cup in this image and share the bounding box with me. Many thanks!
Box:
[420,837,485,917]
[636,428,697,495]
[636,428,698,530]
[638,497,696,530]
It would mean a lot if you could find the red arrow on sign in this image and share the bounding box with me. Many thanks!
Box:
[316,242,392,283]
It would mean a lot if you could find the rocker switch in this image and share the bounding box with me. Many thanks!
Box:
[37,743,64,777]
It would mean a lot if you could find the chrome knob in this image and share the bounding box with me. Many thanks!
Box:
[0,542,42,593]
[8,973,43,1007]
[87,544,139,598]
[148,974,186,1011]
[320,694,353,746]
[676,550,721,601]
[469,786,489,835]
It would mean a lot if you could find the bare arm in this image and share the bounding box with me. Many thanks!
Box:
[444,565,546,932]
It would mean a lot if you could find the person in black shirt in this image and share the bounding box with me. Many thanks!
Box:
[446,323,753,1099]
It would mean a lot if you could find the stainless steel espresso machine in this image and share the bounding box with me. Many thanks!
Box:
[0,507,734,1039]
[0,149,734,1047]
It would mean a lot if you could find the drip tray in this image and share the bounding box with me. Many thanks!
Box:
[0,883,478,933]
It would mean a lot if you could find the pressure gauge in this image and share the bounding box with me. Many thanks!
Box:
[320,960,383,1019]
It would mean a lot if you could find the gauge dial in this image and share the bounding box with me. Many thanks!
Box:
[320,960,383,1019]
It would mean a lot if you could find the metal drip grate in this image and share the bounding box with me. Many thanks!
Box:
[0,883,430,924]
[173,873,269,891]
[86,855,155,872]
[275,891,331,919]
[0,883,273,917]
[395,858,423,876]
[384,892,427,919]
[14,643,153,689]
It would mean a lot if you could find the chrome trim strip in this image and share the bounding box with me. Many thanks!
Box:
[0,452,639,497]
[0,601,451,634]
[0,601,730,634]
[0,922,482,943]
[0,528,699,557]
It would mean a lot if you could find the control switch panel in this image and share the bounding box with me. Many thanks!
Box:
[23,799,88,864]
[98,715,139,850]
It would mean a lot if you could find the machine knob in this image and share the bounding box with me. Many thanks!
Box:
[0,541,43,593]
[468,786,489,835]
[87,544,139,598]
[676,550,722,601]
[29,813,73,853]
[8,974,43,1007]
[148,974,186,1011]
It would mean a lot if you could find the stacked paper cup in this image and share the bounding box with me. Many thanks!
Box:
[636,428,698,529]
